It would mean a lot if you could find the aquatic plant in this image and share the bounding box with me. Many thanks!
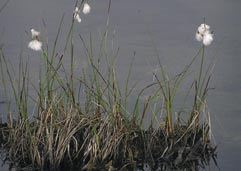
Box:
[73,1,91,23]
[0,1,217,170]
[195,23,214,46]
[82,2,91,15]
[73,6,82,23]
[28,29,43,51]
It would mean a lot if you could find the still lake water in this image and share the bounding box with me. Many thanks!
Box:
[0,0,241,170]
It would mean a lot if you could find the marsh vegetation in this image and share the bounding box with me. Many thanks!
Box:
[0,0,217,170]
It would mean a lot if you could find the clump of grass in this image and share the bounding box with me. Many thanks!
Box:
[0,1,217,170]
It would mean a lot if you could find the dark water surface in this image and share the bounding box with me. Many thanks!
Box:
[1,0,241,170]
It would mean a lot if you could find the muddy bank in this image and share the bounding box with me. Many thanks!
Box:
[0,118,217,171]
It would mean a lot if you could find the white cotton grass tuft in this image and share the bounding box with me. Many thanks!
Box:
[73,6,81,23]
[30,29,40,39]
[195,32,203,42]
[197,23,210,34]
[203,32,214,46]
[74,13,82,23]
[73,2,91,23]
[28,28,42,51]
[82,3,91,14]
[195,23,213,46]
[28,40,42,51]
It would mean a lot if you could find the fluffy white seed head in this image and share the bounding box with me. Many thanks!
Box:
[74,6,80,13]
[195,32,203,42]
[28,39,42,51]
[203,33,214,46]
[198,23,210,34]
[195,23,213,46]
[30,29,40,39]
[82,3,91,14]
[74,13,81,23]
[73,6,81,23]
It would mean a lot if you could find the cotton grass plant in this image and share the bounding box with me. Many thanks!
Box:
[0,1,217,170]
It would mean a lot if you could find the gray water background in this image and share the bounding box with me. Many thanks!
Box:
[0,0,241,170]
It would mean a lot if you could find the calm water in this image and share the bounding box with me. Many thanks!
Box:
[1,0,241,170]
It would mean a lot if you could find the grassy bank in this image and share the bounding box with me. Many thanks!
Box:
[0,1,216,170]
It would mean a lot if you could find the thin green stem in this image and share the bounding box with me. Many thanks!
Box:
[197,45,205,94]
